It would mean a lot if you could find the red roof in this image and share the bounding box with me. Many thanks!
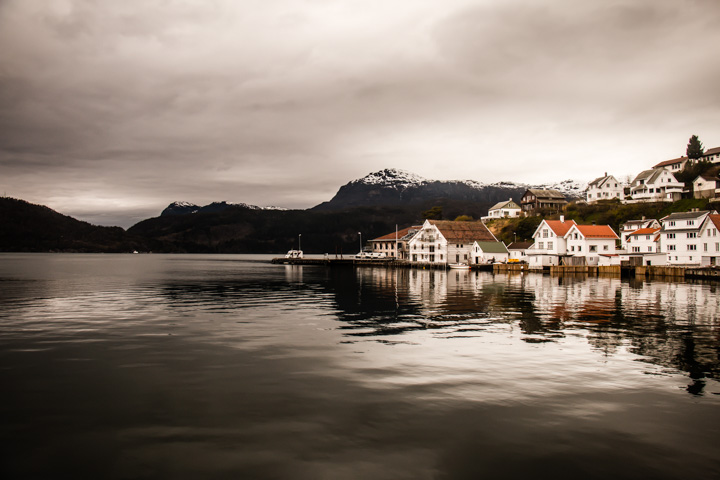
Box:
[653,156,687,168]
[372,226,421,241]
[707,214,720,231]
[544,219,577,237]
[628,227,660,236]
[574,225,619,239]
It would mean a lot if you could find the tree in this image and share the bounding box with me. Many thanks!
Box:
[454,215,473,222]
[686,135,704,159]
[422,206,443,220]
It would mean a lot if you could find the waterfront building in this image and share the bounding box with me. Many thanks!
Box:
[586,173,623,203]
[619,217,660,249]
[526,216,577,268]
[481,199,521,222]
[564,224,619,266]
[627,168,684,203]
[471,241,509,264]
[659,210,715,266]
[507,241,532,262]
[520,189,567,214]
[407,220,497,265]
[370,225,422,260]
[699,214,720,266]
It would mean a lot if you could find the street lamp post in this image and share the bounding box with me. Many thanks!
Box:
[298,234,302,251]
[513,232,517,244]
[358,232,362,253]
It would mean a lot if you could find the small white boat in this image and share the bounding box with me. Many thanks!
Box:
[449,263,470,270]
[285,250,303,259]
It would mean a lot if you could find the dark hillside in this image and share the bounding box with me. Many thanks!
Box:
[0,197,145,252]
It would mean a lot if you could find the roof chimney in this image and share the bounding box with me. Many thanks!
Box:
[641,216,645,221]
[605,172,607,177]
[560,215,565,223]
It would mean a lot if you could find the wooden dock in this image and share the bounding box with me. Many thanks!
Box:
[271,258,493,270]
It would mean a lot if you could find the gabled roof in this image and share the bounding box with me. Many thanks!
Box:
[488,199,520,211]
[587,175,617,188]
[628,228,660,237]
[660,210,711,221]
[570,225,619,239]
[475,241,509,253]
[525,189,566,199]
[372,226,422,241]
[507,241,533,250]
[653,156,688,169]
[428,220,497,242]
[702,146,720,156]
[694,173,720,182]
[542,219,577,237]
[632,168,675,186]
[704,214,720,231]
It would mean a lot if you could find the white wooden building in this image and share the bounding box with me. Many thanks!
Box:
[699,214,720,266]
[407,220,497,265]
[526,217,577,268]
[659,210,715,266]
[564,224,619,265]
[692,174,720,199]
[472,241,509,264]
[628,168,684,203]
[619,217,660,249]
[481,199,521,222]
[586,173,623,203]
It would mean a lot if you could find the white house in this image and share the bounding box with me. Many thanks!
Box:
[586,173,623,203]
[619,217,660,249]
[407,220,497,265]
[481,199,521,222]
[564,224,619,266]
[626,227,661,255]
[698,214,720,266]
[507,241,532,262]
[701,146,720,165]
[472,241,509,264]
[654,155,691,173]
[370,225,422,260]
[526,217,577,268]
[692,174,720,199]
[659,210,715,266]
[628,168,684,203]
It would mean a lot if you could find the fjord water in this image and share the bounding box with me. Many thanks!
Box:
[1,254,718,479]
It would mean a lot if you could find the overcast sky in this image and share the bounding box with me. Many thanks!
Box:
[1,0,719,227]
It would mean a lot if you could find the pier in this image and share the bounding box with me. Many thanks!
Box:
[271,257,493,270]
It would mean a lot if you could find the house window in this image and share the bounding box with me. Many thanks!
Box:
[667,233,675,239]
[589,245,597,252]
[632,247,640,253]
[571,246,575,252]
[646,236,650,240]
[688,245,697,251]
[578,246,582,252]
[429,255,435,262]
[538,242,544,249]
[547,242,553,250]
[543,229,548,238]
[574,233,578,240]
[704,243,708,252]
[687,232,697,239]
[668,245,676,251]
[648,246,652,252]
[603,245,609,251]
[463,254,468,260]
[688,220,694,226]
[669,221,675,226]
[716,243,719,251]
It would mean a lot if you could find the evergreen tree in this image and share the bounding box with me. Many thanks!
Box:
[686,135,704,159]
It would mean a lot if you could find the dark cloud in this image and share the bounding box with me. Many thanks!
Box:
[1,0,719,227]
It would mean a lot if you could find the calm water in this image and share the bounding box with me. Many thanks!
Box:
[1,254,719,479]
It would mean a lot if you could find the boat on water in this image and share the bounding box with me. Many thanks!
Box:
[285,250,304,259]
[449,263,471,270]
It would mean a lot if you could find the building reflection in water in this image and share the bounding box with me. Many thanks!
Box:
[332,267,719,396]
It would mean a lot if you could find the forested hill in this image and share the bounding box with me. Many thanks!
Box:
[0,197,144,252]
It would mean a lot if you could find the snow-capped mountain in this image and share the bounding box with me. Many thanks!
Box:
[161,201,285,217]
[313,168,584,211]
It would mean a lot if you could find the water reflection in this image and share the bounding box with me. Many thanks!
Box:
[1,255,719,479]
